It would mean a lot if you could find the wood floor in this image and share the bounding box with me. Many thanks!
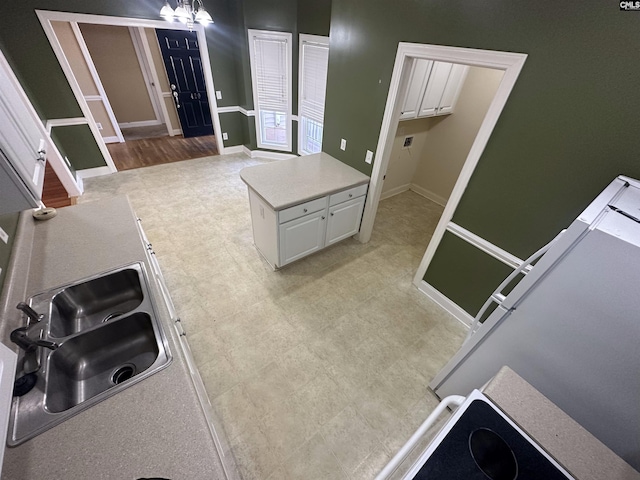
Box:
[106,134,218,171]
[42,162,76,208]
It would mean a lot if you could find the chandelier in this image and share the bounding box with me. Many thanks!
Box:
[160,0,213,30]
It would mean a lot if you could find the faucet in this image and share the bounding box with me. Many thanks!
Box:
[10,302,58,375]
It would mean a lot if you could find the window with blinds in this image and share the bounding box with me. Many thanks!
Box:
[298,34,329,156]
[248,30,292,151]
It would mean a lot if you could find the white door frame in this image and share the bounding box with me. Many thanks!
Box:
[36,10,226,176]
[130,26,177,137]
[356,42,527,289]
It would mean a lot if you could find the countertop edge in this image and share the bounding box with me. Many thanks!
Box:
[485,366,640,480]
[0,198,238,480]
[239,152,370,211]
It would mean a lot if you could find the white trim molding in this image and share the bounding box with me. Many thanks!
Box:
[216,106,256,117]
[45,117,88,132]
[409,184,447,207]
[118,120,163,128]
[417,280,474,327]
[76,165,114,180]
[222,145,245,155]
[102,136,121,144]
[445,222,524,270]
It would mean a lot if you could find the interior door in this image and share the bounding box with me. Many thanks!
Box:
[155,29,214,138]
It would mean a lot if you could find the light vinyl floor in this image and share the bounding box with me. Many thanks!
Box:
[80,153,466,480]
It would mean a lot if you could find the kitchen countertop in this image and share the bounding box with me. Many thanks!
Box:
[0,197,238,480]
[239,152,370,210]
[484,367,639,480]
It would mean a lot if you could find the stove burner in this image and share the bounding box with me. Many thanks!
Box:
[469,428,518,480]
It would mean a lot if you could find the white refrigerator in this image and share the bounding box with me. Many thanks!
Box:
[429,175,640,471]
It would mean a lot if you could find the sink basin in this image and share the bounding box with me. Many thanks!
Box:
[49,268,144,338]
[8,263,172,445]
[45,313,159,414]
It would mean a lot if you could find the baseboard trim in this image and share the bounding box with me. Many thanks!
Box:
[102,136,121,144]
[380,184,411,201]
[409,184,447,207]
[76,166,114,180]
[223,145,244,155]
[171,128,182,136]
[417,280,473,328]
[118,120,162,128]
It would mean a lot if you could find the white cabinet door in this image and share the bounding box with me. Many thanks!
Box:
[438,64,469,115]
[325,196,366,246]
[418,61,452,117]
[279,209,327,266]
[0,61,46,202]
[399,58,433,120]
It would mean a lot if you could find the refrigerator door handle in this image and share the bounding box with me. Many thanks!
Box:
[465,230,567,341]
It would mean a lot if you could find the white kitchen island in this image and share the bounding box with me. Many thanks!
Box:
[240,152,370,269]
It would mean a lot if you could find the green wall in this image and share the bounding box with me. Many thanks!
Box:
[322,0,640,315]
[0,213,20,293]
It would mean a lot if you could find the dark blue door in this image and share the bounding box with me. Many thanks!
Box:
[156,29,214,138]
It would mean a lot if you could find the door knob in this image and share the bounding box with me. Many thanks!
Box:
[170,84,177,91]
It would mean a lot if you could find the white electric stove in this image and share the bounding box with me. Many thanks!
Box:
[378,390,574,480]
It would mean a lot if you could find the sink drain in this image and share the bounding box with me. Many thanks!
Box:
[111,365,136,385]
[103,312,123,323]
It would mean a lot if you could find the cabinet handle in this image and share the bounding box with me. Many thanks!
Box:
[303,208,308,213]
[321,216,325,220]
[348,194,353,198]
[330,212,334,216]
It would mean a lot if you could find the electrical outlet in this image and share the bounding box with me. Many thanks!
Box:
[403,136,414,149]
[365,150,373,164]
[96,122,103,130]
[340,139,347,151]
[222,132,228,140]
[216,90,222,100]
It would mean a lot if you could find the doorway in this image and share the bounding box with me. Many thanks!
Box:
[357,43,527,322]
[37,10,225,179]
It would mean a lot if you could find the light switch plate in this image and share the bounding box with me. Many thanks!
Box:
[365,150,373,164]
[340,139,347,151]
[222,132,228,140]
[96,122,103,130]
[216,91,222,100]
[0,226,8,244]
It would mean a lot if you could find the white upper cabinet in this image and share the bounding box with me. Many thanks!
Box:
[399,58,433,120]
[400,60,468,121]
[0,51,47,213]
[437,63,469,115]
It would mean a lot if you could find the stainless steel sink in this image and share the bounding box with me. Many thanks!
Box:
[8,263,172,445]
[49,268,144,338]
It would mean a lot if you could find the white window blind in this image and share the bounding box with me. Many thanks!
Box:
[298,34,329,156]
[248,30,292,151]
[299,39,329,124]
[253,36,288,112]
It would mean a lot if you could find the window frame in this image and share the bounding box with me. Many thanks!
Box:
[247,29,293,152]
[297,34,329,156]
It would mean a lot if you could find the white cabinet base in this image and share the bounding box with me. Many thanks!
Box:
[246,183,368,269]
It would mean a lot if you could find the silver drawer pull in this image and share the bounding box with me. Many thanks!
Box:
[303,208,308,213]
[349,193,353,197]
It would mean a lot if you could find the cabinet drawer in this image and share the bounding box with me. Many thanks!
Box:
[278,196,327,224]
[329,184,368,206]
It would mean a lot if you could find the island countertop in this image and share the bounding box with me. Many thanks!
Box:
[0,197,238,480]
[239,152,370,210]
